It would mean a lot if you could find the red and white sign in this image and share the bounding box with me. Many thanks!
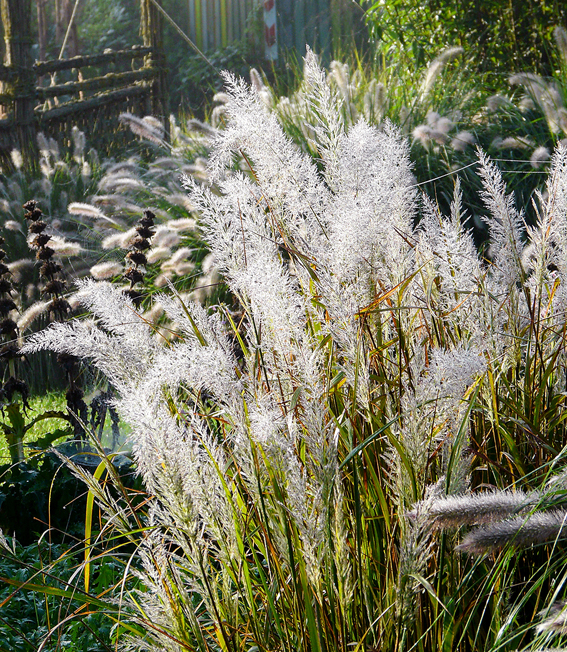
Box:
[264,0,277,60]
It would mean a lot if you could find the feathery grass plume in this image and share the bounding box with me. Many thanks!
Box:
[89,261,123,281]
[119,113,166,145]
[531,146,551,169]
[524,144,567,318]
[420,46,463,103]
[477,148,526,290]
[68,201,119,226]
[555,26,567,66]
[409,489,537,528]
[456,510,567,554]
[451,131,476,152]
[291,48,346,191]
[388,345,485,509]
[509,73,564,134]
[496,136,536,150]
[417,180,483,326]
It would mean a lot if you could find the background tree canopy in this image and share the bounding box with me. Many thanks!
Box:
[365,0,567,75]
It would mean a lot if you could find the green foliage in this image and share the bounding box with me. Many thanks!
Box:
[0,538,125,651]
[364,0,567,75]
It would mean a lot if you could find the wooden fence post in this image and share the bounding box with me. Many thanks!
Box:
[0,0,37,168]
[140,0,169,126]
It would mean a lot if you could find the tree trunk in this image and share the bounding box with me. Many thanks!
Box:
[37,0,48,61]
[0,0,37,168]
[140,0,169,124]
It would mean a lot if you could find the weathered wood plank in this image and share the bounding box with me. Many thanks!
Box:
[37,68,158,100]
[37,85,148,121]
[33,46,153,75]
[0,0,37,167]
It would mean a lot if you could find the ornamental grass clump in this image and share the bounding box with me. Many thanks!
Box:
[17,52,567,652]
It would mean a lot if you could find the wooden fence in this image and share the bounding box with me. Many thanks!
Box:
[187,0,257,52]
[0,0,168,169]
[186,0,364,60]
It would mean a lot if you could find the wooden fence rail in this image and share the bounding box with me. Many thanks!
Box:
[0,0,167,170]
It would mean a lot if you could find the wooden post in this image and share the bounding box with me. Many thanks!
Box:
[140,0,169,127]
[0,0,37,168]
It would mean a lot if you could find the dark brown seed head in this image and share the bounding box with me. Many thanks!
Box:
[24,208,43,221]
[0,343,20,361]
[0,263,10,277]
[123,288,143,306]
[23,200,37,212]
[40,260,62,277]
[132,237,151,251]
[126,251,147,266]
[42,279,66,295]
[0,278,13,293]
[124,267,144,285]
[141,209,155,224]
[0,298,17,315]
[135,225,154,239]
[36,246,54,261]
[2,376,29,408]
[49,296,71,315]
[28,220,47,234]
[32,233,52,248]
[0,318,17,336]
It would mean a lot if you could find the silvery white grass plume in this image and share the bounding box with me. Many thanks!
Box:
[17,300,51,333]
[119,113,166,145]
[451,130,476,151]
[160,247,193,271]
[524,144,567,316]
[71,125,86,162]
[486,94,513,112]
[20,279,159,391]
[477,148,526,290]
[417,179,482,322]
[207,68,329,253]
[329,119,416,289]
[102,227,138,250]
[409,489,538,528]
[301,49,346,190]
[10,149,23,170]
[495,136,535,150]
[555,26,567,66]
[537,601,567,634]
[47,236,83,256]
[67,202,119,226]
[388,345,485,506]
[397,483,438,622]
[166,217,196,232]
[187,172,308,364]
[456,510,567,554]
[420,46,463,103]
[509,74,564,134]
[3,220,21,232]
[146,246,171,264]
[186,117,218,139]
[89,261,123,281]
[152,225,180,248]
[363,79,386,123]
[99,174,144,193]
[531,146,551,169]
